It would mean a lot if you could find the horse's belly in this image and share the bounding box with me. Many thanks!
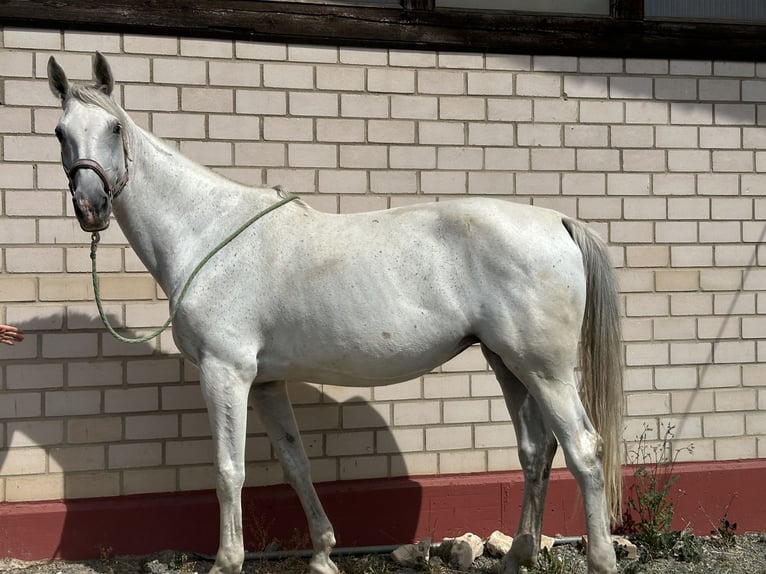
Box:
[256,329,477,387]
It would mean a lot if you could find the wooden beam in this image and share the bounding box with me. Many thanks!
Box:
[0,0,763,61]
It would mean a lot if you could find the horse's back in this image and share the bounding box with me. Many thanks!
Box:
[285,197,579,299]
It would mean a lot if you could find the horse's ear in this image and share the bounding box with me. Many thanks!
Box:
[93,52,114,96]
[47,56,69,101]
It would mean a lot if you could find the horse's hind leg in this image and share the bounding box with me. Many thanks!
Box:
[509,364,617,574]
[482,346,558,573]
[251,381,339,574]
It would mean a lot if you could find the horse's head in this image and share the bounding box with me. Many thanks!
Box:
[48,52,128,232]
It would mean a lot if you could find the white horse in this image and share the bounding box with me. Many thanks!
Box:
[48,53,624,574]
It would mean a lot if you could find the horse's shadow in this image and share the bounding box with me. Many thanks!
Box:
[0,310,420,563]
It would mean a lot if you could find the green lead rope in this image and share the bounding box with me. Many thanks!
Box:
[91,194,299,344]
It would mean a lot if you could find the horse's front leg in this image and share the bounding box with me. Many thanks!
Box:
[252,381,339,574]
[199,361,252,574]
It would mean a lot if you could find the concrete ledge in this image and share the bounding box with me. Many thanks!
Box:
[1,459,763,560]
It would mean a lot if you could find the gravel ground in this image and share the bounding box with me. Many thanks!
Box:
[1,534,765,574]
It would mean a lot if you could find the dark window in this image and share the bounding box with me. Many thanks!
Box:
[645,0,766,23]
[435,0,610,16]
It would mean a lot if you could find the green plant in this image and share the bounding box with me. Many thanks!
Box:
[539,548,566,574]
[526,547,583,574]
[338,554,394,574]
[673,531,702,564]
[713,513,738,548]
[168,552,199,573]
[696,494,739,557]
[245,512,278,552]
[422,556,450,574]
[621,423,694,559]
[98,546,115,574]
[621,560,642,574]
[248,527,313,574]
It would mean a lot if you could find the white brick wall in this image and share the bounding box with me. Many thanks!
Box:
[0,26,764,503]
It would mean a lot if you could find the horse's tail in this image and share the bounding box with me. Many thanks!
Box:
[562,217,624,525]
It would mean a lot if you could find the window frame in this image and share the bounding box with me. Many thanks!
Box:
[1,0,764,61]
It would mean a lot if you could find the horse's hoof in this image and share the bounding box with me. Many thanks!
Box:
[309,556,339,574]
[498,554,521,574]
[207,551,244,574]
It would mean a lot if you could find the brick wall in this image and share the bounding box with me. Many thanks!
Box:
[1,27,765,504]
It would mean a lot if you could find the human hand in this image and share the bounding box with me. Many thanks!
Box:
[0,324,24,346]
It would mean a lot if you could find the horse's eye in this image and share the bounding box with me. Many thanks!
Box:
[54,126,64,142]
[113,123,122,135]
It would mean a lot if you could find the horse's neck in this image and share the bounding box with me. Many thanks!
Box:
[113,127,270,298]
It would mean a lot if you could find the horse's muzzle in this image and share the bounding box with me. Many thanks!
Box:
[72,195,110,232]
[64,157,127,233]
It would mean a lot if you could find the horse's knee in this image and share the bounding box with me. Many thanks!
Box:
[216,463,245,499]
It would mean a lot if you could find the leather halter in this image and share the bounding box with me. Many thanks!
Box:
[66,157,129,200]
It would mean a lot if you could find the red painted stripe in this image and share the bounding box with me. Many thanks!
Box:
[0,460,763,560]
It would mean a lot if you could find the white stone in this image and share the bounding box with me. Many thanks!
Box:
[612,536,638,560]
[485,530,514,556]
[449,532,485,571]
[540,534,556,552]
[391,537,431,567]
